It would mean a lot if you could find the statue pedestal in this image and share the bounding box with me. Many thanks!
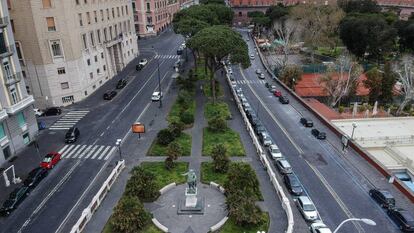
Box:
[177,187,204,215]
[185,188,198,208]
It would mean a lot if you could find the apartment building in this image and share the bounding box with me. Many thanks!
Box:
[132,0,179,37]
[0,0,38,166]
[9,0,139,108]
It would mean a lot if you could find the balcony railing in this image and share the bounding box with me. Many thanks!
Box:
[0,44,15,58]
[0,109,7,121]
[5,95,34,115]
[5,72,22,86]
[0,16,9,28]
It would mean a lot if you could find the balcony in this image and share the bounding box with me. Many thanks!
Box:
[0,44,15,58]
[5,72,22,86]
[5,95,34,115]
[0,108,7,121]
[103,34,124,47]
[0,16,9,28]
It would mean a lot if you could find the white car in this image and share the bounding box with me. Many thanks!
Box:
[310,221,332,233]
[296,196,319,222]
[250,54,255,60]
[260,132,272,146]
[255,69,262,74]
[139,59,148,67]
[151,91,162,101]
[258,73,265,79]
[268,144,282,159]
[33,108,43,117]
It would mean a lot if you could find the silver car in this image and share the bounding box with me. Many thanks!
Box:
[268,144,283,159]
[310,221,332,233]
[260,132,272,146]
[275,158,292,174]
[297,196,319,222]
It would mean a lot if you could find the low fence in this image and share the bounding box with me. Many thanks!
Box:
[253,37,414,203]
[225,67,294,233]
[70,160,126,233]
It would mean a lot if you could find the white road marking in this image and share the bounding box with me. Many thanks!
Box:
[97,146,111,160]
[71,145,86,158]
[64,145,81,159]
[91,145,104,159]
[104,147,117,160]
[58,145,69,154]
[77,145,93,159]
[84,145,98,159]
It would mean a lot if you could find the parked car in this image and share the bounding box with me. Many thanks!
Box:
[256,69,262,74]
[268,85,277,93]
[65,127,80,143]
[258,73,265,79]
[310,221,332,233]
[242,102,251,112]
[254,124,266,135]
[40,152,61,169]
[268,144,283,159]
[250,116,261,128]
[275,158,293,174]
[369,189,395,208]
[0,186,30,216]
[33,108,43,117]
[103,90,117,100]
[235,87,243,96]
[274,90,282,97]
[136,59,148,70]
[177,48,183,55]
[42,107,61,116]
[24,167,48,189]
[284,173,303,196]
[300,117,314,127]
[250,54,255,60]
[116,79,127,89]
[151,91,163,101]
[259,132,272,146]
[387,208,414,232]
[279,96,289,104]
[227,67,233,74]
[174,59,181,70]
[311,129,326,140]
[296,196,319,222]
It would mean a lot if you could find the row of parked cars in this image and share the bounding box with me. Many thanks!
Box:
[228,67,331,232]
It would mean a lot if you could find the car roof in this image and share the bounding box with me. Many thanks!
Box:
[279,159,291,167]
[153,91,160,95]
[270,144,278,149]
[376,189,393,198]
[298,196,313,204]
[399,210,414,221]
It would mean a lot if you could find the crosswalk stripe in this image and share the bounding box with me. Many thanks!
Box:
[49,127,70,130]
[105,147,117,160]
[58,145,69,154]
[61,145,76,158]
[77,145,92,159]
[84,145,99,159]
[65,145,81,158]
[98,146,111,160]
[71,145,86,158]
[91,146,105,159]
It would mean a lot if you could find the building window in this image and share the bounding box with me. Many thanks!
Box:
[90,32,95,47]
[81,34,87,49]
[100,9,104,21]
[62,95,74,103]
[126,5,128,15]
[97,29,101,44]
[23,133,30,145]
[60,82,69,89]
[50,40,63,57]
[103,28,107,41]
[97,68,100,74]
[84,91,87,96]
[112,8,115,18]
[0,123,6,140]
[117,7,120,17]
[94,10,97,23]
[86,12,91,24]
[17,112,25,128]
[147,3,150,12]
[78,13,83,26]
[106,8,110,20]
[76,0,79,5]
[90,72,93,79]
[9,87,19,104]
[93,85,96,89]
[99,80,102,84]
[46,17,56,31]
[42,0,51,8]
[57,67,66,74]
[103,65,106,71]
[87,59,90,65]
[101,52,104,59]
[94,55,97,62]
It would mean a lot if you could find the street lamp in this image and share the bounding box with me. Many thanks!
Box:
[152,46,162,108]
[115,138,122,161]
[351,122,357,140]
[333,218,376,233]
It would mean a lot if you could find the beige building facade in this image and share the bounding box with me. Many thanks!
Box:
[9,0,139,108]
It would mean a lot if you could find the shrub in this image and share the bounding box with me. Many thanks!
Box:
[110,195,150,233]
[180,110,194,125]
[124,166,158,201]
[208,116,227,132]
[157,129,174,146]
[167,142,182,160]
[177,90,192,110]
[211,144,230,173]
[169,120,184,138]
[164,157,175,170]
[338,106,345,114]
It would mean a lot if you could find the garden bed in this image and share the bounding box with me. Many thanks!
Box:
[202,128,245,157]
[147,133,192,156]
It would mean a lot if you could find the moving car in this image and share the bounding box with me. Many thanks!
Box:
[136,59,148,70]
[40,152,61,169]
[0,186,30,216]
[275,158,292,174]
[284,173,303,196]
[268,85,277,93]
[279,96,289,104]
[256,69,262,74]
[387,208,414,232]
[151,91,163,101]
[24,167,48,189]
[268,144,283,159]
[310,221,332,233]
[274,90,282,97]
[296,196,319,222]
[42,107,61,116]
[259,132,272,146]
[311,129,326,140]
[116,79,127,89]
[369,189,395,208]
[33,108,43,117]
[177,48,183,55]
[250,54,255,60]
[258,73,265,79]
[65,127,80,143]
[300,117,314,127]
[103,90,117,100]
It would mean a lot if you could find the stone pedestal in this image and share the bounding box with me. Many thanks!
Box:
[185,188,198,207]
[177,187,204,215]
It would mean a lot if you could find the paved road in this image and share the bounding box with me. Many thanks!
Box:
[229,29,407,233]
[0,29,184,233]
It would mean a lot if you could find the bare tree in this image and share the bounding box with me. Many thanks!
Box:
[319,52,363,107]
[394,55,414,115]
[269,18,298,70]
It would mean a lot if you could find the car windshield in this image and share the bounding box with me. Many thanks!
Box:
[43,157,52,163]
[271,148,280,153]
[303,203,315,211]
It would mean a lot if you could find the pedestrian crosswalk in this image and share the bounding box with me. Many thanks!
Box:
[49,110,89,130]
[235,79,266,85]
[154,54,181,59]
[58,144,117,160]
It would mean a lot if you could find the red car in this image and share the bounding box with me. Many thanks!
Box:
[274,90,282,97]
[40,152,61,169]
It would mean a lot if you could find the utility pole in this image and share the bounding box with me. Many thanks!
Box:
[153,46,162,108]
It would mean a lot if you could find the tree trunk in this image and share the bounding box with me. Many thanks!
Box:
[210,69,216,104]
[204,57,208,75]
[397,97,411,116]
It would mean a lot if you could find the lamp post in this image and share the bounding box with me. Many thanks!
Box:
[152,46,162,108]
[333,218,376,233]
[351,122,357,140]
[115,138,122,161]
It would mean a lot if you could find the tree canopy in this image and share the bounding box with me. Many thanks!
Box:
[266,5,289,22]
[394,19,414,52]
[338,0,381,14]
[200,0,225,5]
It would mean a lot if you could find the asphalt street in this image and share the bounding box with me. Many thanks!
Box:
[0,29,184,233]
[229,29,405,233]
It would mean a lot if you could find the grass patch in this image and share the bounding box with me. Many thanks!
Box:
[167,95,195,127]
[203,81,224,98]
[200,162,228,186]
[102,219,163,233]
[203,128,245,157]
[147,133,192,156]
[220,212,270,233]
[195,58,211,80]
[205,101,231,120]
[141,162,188,189]
[316,47,343,57]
